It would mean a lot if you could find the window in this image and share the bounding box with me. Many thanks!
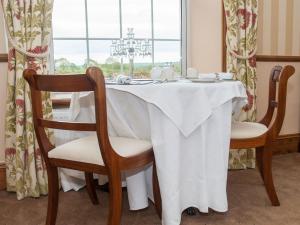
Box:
[52,0,186,78]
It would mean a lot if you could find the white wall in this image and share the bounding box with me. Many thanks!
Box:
[0,8,7,164]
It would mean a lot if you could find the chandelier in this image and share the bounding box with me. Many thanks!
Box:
[110,28,152,76]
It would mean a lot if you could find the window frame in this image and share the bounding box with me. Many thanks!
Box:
[52,0,187,76]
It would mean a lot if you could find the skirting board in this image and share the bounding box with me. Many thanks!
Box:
[272,133,300,155]
[0,163,6,190]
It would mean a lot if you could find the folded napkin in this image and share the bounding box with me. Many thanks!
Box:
[198,73,216,79]
[198,73,233,80]
[116,75,132,85]
[161,68,177,80]
[151,67,162,80]
[187,68,198,78]
[218,72,233,80]
[151,67,177,80]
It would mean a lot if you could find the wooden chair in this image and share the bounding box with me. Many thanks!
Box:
[230,65,295,206]
[23,67,162,225]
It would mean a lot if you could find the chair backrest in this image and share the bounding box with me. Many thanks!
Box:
[260,65,295,140]
[23,67,114,167]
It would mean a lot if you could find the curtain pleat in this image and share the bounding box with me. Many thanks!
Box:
[1,0,54,199]
[224,0,258,169]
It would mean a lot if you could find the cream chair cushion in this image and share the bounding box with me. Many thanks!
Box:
[231,122,268,139]
[48,134,152,165]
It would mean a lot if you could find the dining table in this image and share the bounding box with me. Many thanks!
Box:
[54,77,247,225]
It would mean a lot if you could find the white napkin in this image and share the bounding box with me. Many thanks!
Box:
[187,68,198,78]
[198,73,217,79]
[198,73,233,80]
[218,73,233,80]
[151,67,177,81]
[151,67,162,80]
[161,67,177,80]
[116,75,132,85]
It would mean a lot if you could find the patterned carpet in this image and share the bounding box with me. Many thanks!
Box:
[0,153,300,225]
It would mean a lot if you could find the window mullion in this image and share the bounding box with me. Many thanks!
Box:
[151,0,154,67]
[119,0,124,73]
[181,0,187,76]
[84,0,90,65]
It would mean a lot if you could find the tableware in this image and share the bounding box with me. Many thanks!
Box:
[222,79,235,81]
[151,67,162,80]
[189,78,217,83]
[161,67,176,80]
[116,74,132,84]
[198,73,217,80]
[217,72,233,80]
[187,68,198,78]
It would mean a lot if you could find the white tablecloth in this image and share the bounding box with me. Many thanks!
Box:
[56,81,247,225]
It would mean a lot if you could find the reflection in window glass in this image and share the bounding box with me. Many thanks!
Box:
[54,40,87,74]
[52,0,86,38]
[88,0,120,38]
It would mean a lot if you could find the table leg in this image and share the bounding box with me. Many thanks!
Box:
[184,207,198,216]
[99,182,110,192]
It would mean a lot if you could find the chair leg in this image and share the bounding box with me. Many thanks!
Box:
[107,171,123,225]
[46,166,59,225]
[152,161,162,219]
[84,172,99,205]
[262,147,280,206]
[256,147,264,181]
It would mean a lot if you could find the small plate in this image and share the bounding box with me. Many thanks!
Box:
[190,78,217,83]
[221,78,235,81]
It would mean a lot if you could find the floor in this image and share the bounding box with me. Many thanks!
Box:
[0,153,300,225]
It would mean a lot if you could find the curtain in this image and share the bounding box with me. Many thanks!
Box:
[1,0,54,200]
[224,0,258,169]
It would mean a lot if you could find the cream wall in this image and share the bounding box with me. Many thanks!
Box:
[0,8,7,164]
[188,0,300,135]
[188,0,223,72]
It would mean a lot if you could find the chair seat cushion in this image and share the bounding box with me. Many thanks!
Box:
[48,134,152,165]
[231,122,268,139]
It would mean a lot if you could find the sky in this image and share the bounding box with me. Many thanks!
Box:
[52,0,182,64]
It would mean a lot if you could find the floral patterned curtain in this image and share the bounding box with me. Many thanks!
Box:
[223,0,258,169]
[1,0,54,199]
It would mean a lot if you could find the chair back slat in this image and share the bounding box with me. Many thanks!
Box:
[259,65,295,134]
[269,65,295,138]
[38,119,96,131]
[33,74,94,92]
[23,67,113,168]
[271,66,282,82]
[259,66,282,126]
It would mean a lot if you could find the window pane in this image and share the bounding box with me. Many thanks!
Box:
[89,40,122,77]
[123,55,152,78]
[154,41,181,73]
[54,40,87,74]
[122,0,152,38]
[153,0,181,39]
[88,0,120,38]
[52,0,86,38]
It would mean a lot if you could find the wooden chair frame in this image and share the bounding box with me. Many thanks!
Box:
[23,67,162,225]
[230,65,296,206]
